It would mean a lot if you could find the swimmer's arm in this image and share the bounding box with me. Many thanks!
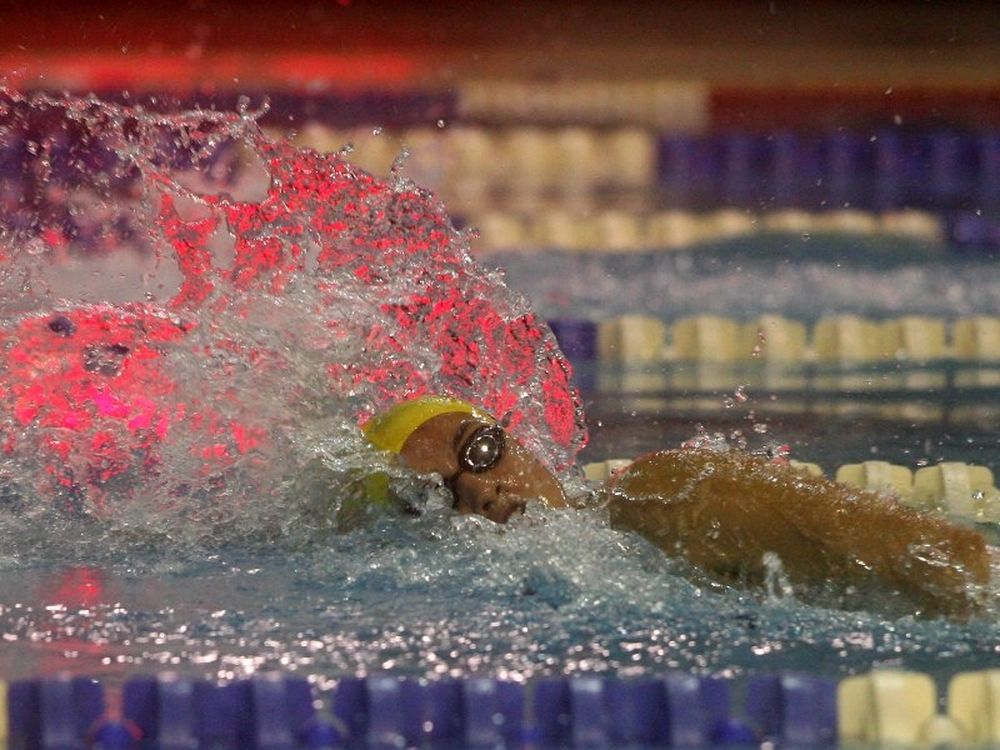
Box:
[604,450,990,619]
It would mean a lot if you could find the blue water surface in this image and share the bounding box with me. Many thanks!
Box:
[1,397,997,689]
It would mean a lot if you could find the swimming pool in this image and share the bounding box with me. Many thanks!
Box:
[2,319,998,748]
[2,376,999,747]
[1,88,999,748]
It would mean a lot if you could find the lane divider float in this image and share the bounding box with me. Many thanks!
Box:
[7,670,1000,749]
[551,314,1000,363]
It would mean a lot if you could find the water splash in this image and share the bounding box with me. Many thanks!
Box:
[0,90,586,551]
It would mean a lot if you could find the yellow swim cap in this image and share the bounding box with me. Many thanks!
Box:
[363,395,494,453]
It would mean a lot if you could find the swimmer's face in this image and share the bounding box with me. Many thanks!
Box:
[399,412,568,523]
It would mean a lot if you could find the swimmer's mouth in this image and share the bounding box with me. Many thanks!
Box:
[488,497,528,524]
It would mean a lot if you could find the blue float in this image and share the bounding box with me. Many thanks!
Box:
[548,319,598,362]
[7,676,105,750]
[746,673,838,746]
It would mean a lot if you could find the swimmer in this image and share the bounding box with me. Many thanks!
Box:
[0,305,988,619]
[365,396,991,620]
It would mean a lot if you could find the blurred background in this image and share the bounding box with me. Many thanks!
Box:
[5,1,999,224]
[3,0,1000,469]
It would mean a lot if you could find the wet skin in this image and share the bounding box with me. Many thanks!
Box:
[399,412,567,524]
[606,449,990,619]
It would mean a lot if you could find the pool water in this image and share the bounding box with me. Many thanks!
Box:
[0,92,998,700]
[1,509,997,688]
[1,382,998,689]
[579,363,1000,473]
[483,246,1000,325]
